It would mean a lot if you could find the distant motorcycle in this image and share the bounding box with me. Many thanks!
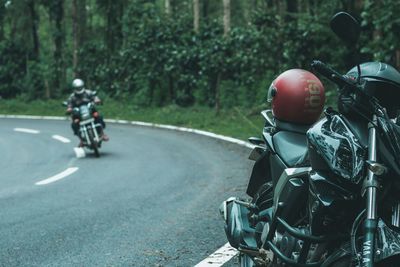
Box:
[221,12,400,267]
[63,101,104,157]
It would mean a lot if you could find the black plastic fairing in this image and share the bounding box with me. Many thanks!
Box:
[307,115,366,184]
[246,150,271,197]
[347,62,400,86]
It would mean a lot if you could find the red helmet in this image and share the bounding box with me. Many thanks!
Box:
[267,69,325,124]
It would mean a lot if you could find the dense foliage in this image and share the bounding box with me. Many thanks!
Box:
[0,0,399,110]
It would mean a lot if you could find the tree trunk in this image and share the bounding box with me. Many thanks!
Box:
[0,5,4,41]
[72,0,86,77]
[106,0,123,54]
[215,73,221,115]
[72,0,78,75]
[202,0,209,24]
[193,0,200,33]
[49,0,65,96]
[285,0,298,22]
[28,0,39,60]
[165,0,172,17]
[223,0,231,37]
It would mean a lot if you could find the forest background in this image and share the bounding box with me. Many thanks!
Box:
[0,0,399,139]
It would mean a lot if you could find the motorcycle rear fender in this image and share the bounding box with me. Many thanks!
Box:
[246,149,271,197]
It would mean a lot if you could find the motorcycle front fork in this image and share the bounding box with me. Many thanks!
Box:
[362,116,400,267]
[392,203,400,227]
[362,116,378,267]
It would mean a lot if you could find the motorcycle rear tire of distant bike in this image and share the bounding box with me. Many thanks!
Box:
[240,183,274,267]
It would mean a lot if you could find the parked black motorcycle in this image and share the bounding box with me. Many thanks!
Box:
[221,12,400,267]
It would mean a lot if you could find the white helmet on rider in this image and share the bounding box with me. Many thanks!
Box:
[72,78,85,95]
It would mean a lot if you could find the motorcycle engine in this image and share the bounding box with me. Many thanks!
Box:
[258,222,316,263]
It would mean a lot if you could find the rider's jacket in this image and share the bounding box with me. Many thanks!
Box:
[66,89,100,108]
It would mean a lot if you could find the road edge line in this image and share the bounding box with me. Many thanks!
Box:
[0,114,255,149]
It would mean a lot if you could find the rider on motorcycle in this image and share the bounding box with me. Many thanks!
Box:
[66,78,109,146]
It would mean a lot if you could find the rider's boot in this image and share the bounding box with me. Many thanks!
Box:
[102,132,109,141]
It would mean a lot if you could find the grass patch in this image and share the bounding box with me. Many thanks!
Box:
[0,98,266,141]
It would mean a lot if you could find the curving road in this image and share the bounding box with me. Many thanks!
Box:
[0,118,251,266]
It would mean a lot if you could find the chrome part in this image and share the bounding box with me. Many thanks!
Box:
[80,118,95,125]
[367,188,377,219]
[366,115,378,220]
[91,121,100,142]
[80,125,91,146]
[234,199,257,210]
[261,110,275,127]
[366,161,388,176]
[392,203,400,227]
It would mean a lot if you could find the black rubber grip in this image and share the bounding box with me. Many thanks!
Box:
[311,60,356,88]
[311,60,342,79]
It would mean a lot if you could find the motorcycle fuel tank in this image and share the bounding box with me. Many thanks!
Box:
[307,114,366,184]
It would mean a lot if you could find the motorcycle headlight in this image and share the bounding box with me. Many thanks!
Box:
[327,116,365,183]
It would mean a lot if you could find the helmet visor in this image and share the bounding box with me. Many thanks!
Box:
[267,82,277,103]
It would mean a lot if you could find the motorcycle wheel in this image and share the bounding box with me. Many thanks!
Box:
[93,142,100,157]
[88,129,100,157]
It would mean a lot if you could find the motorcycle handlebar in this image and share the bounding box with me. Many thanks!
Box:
[311,60,357,89]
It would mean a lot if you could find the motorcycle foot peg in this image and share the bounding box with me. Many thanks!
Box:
[234,199,258,211]
[238,244,260,257]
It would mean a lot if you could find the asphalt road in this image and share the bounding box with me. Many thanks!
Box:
[0,118,252,267]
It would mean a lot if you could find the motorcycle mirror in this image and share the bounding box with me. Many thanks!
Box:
[330,12,360,46]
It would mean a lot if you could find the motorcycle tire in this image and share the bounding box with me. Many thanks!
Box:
[93,141,100,158]
[88,129,100,158]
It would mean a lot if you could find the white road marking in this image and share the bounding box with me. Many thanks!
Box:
[0,115,66,120]
[52,135,71,143]
[35,167,79,185]
[14,128,40,134]
[194,243,238,267]
[74,147,86,158]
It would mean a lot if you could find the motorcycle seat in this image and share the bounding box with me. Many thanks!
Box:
[275,119,311,134]
[273,131,308,167]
